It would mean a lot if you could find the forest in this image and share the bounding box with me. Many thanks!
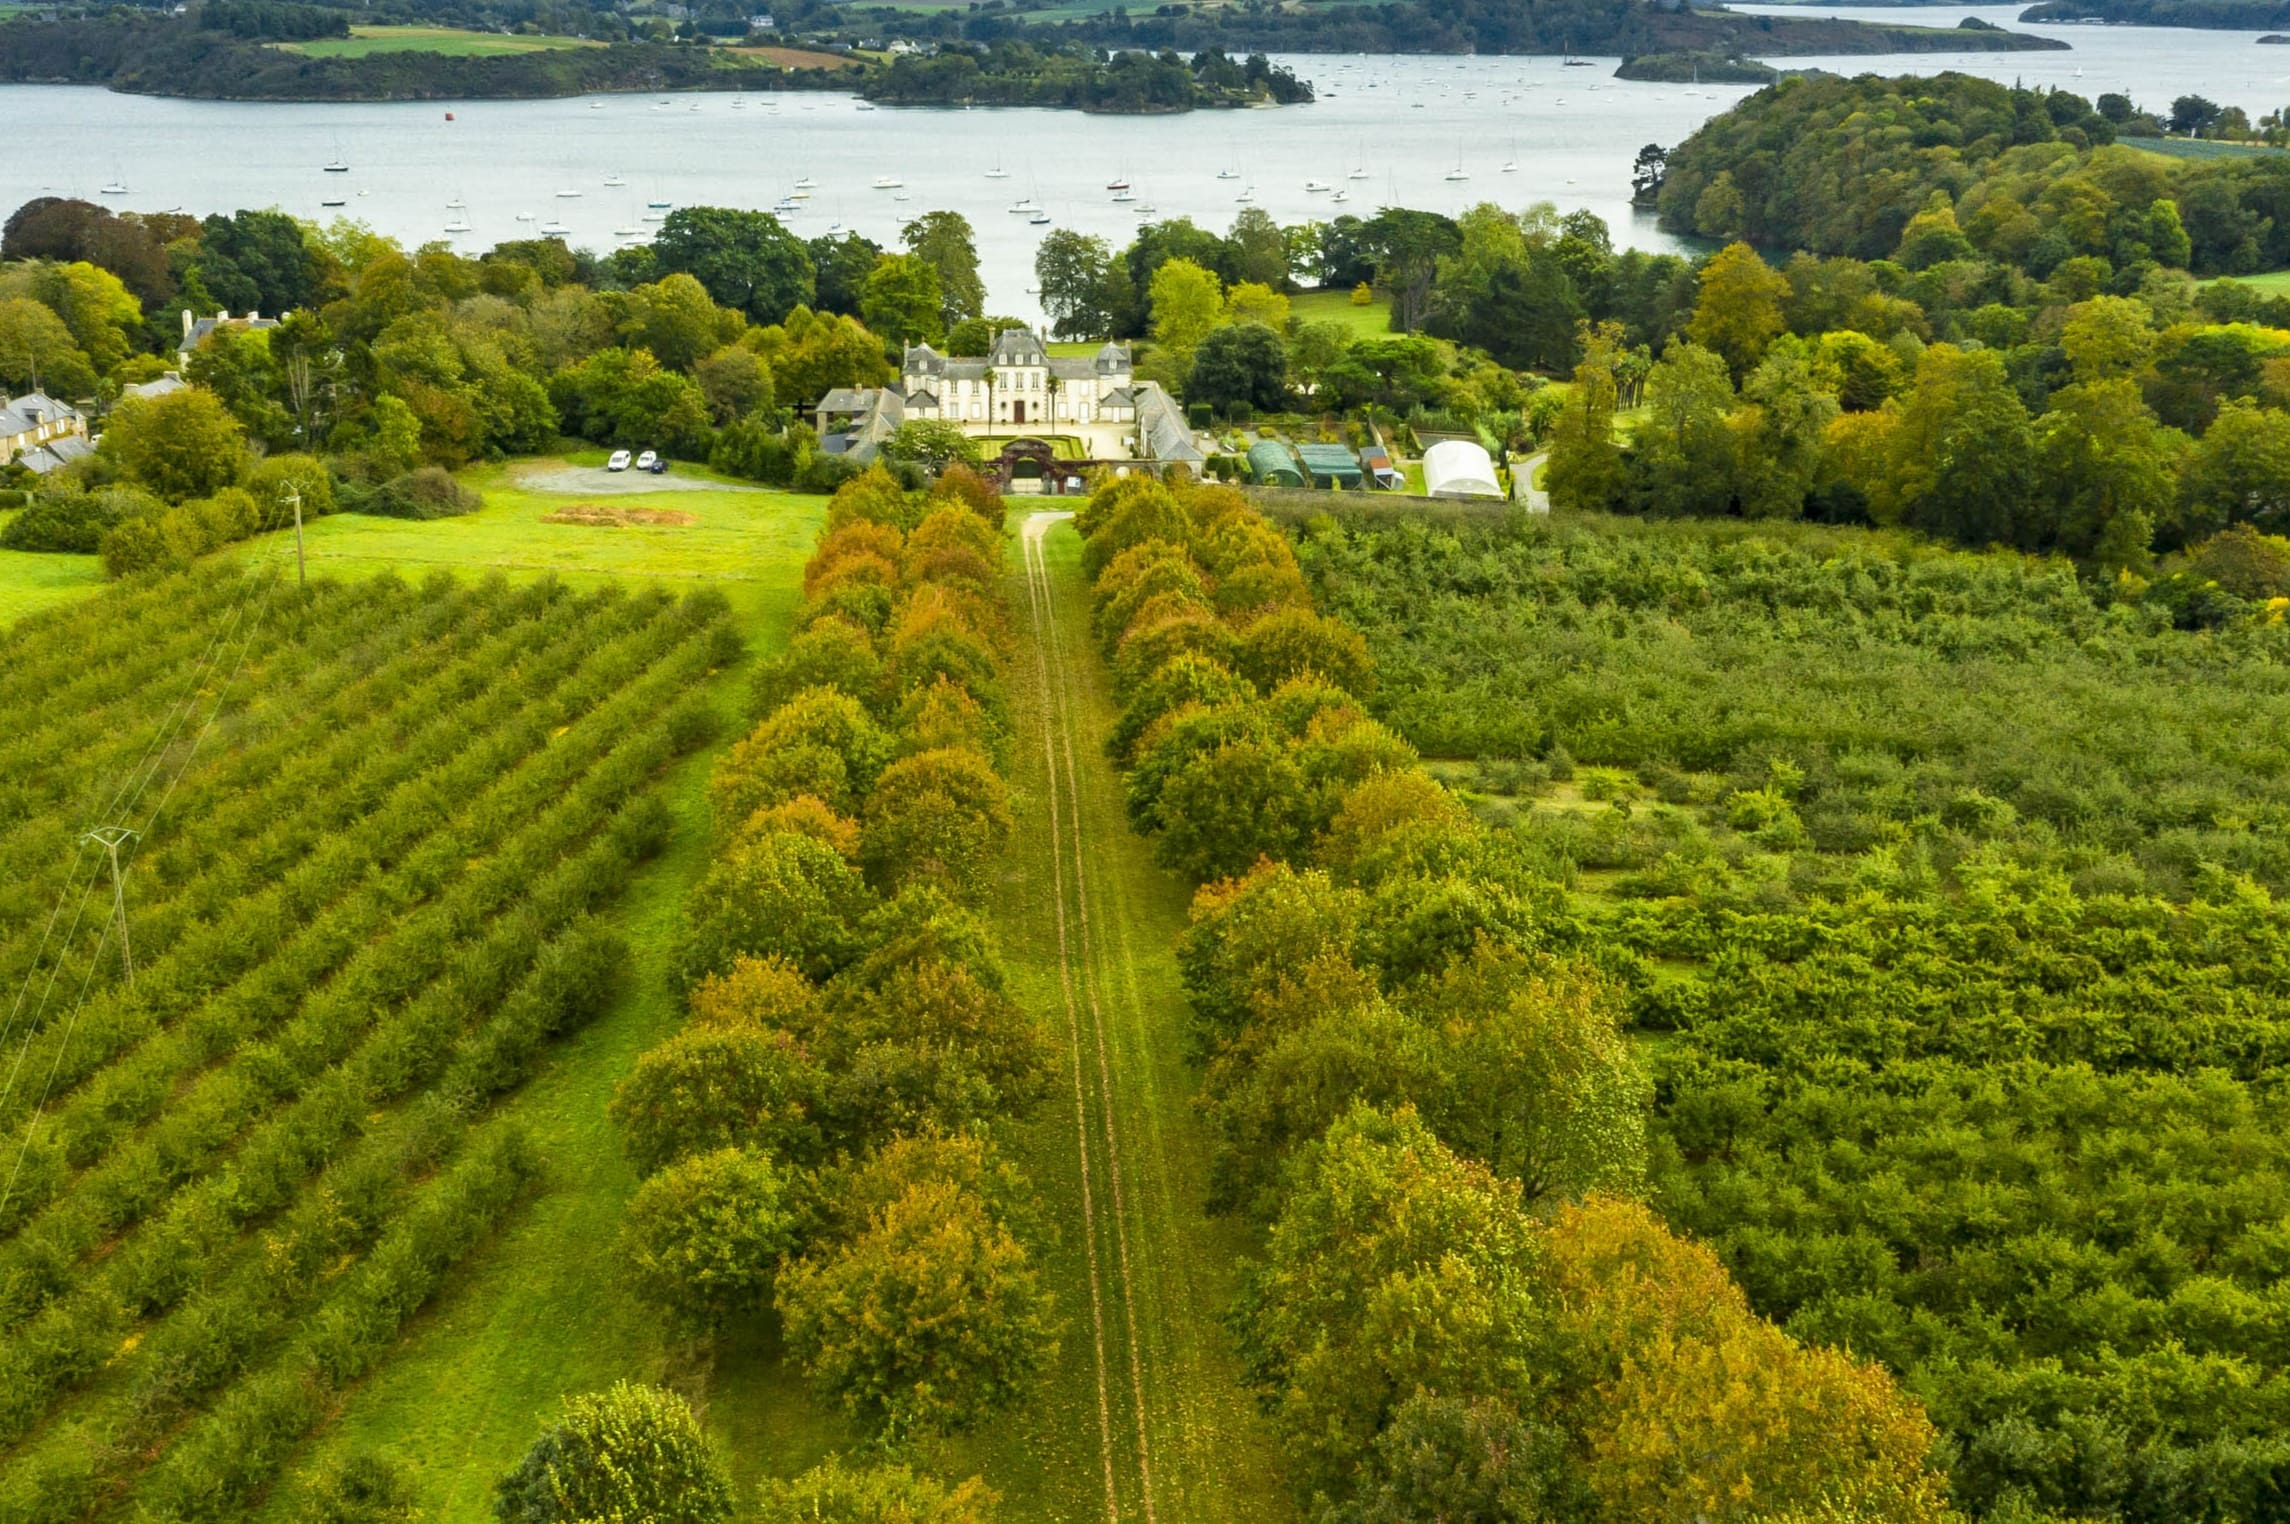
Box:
[0,13,841,101]
[860,43,1311,111]
[1291,507,2290,1520]
[822,0,2062,60]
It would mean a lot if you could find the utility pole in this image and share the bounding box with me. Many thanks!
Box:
[81,826,139,988]
[285,486,305,588]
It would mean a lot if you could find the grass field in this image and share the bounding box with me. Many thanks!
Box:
[2208,268,2290,294]
[2121,133,2288,161]
[975,433,1089,459]
[276,25,600,58]
[240,457,821,624]
[0,518,104,624]
[1292,287,1394,338]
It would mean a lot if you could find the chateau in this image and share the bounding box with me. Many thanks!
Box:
[815,327,1203,469]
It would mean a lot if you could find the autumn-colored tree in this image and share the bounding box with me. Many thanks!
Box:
[757,1459,997,1524]
[1540,1196,1952,1524]
[712,688,894,825]
[610,1026,823,1176]
[1687,242,1790,381]
[777,1175,1057,1437]
[680,828,874,985]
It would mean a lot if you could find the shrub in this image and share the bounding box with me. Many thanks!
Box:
[370,467,481,520]
[1,483,154,553]
[493,1383,734,1524]
[296,1453,422,1524]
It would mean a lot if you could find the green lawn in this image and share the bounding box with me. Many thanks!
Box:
[2206,268,2290,294]
[238,457,821,624]
[277,25,601,58]
[0,516,106,625]
[1292,287,1394,338]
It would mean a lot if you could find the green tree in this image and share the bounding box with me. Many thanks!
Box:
[618,272,734,373]
[1735,335,1840,520]
[0,295,95,397]
[653,205,817,324]
[102,386,249,502]
[900,211,986,328]
[620,1146,797,1334]
[1225,206,1293,289]
[1149,257,1224,365]
[861,254,947,348]
[695,344,773,425]
[2035,378,2179,568]
[1035,229,1116,339]
[2178,397,2290,539]
[1188,321,1289,414]
[610,1026,822,1177]
[2060,295,2157,382]
[1545,323,1627,512]
[777,1176,1058,1437]
[193,208,324,317]
[884,418,983,472]
[1629,341,1736,517]
[1362,208,1464,333]
[1687,242,1789,381]
[493,1383,733,1524]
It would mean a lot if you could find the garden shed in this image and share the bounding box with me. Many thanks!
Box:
[1295,443,1364,489]
[1422,440,1503,499]
[1247,441,1306,487]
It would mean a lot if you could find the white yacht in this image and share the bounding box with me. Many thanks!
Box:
[541,219,570,236]
[985,158,1010,180]
[603,173,627,188]
[794,176,816,190]
[1304,179,1331,192]
[871,174,902,189]
[1029,209,1052,226]
[444,218,473,234]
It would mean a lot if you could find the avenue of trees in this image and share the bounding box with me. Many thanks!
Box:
[604,461,1060,1447]
[1071,470,1956,1522]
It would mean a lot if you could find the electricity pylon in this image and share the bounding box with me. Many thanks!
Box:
[81,826,139,988]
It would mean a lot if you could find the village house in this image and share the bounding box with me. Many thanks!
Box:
[0,392,93,475]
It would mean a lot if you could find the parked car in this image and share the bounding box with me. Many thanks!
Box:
[607,449,632,472]
[635,450,658,471]
[646,457,670,475]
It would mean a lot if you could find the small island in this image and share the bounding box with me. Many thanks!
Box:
[1615,51,1779,83]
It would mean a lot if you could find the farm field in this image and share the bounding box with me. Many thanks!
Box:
[0,565,733,1522]
[275,25,600,58]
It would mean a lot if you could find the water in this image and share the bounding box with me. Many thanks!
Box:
[1,19,2276,317]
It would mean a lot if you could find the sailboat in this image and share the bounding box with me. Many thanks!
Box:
[323,135,350,173]
[1349,140,1371,180]
[1216,165,1240,180]
[100,161,128,196]
[603,172,627,188]
[1502,138,1519,174]
[1445,144,1470,182]
[985,155,1011,180]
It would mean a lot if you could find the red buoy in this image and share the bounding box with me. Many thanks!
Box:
[445,110,456,121]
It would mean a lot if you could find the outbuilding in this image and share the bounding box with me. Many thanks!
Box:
[1294,443,1364,489]
[1421,439,1504,499]
[1247,440,1306,487]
